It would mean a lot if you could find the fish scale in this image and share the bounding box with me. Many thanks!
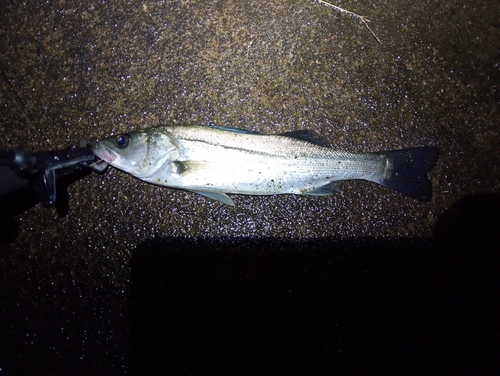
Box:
[87,125,438,206]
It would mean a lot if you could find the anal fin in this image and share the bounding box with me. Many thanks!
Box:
[303,181,340,196]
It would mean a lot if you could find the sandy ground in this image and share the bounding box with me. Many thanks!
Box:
[1,0,499,374]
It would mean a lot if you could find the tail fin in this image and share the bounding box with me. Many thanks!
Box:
[377,147,439,201]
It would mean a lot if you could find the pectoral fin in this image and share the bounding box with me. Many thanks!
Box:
[173,160,217,174]
[191,190,235,206]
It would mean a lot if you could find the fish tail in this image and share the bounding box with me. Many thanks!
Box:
[376,147,439,201]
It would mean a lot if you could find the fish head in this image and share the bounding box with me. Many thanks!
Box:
[89,128,180,178]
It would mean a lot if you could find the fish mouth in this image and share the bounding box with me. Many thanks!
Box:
[80,138,114,172]
[80,139,117,164]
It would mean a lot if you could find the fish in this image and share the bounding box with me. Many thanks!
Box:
[86,125,439,206]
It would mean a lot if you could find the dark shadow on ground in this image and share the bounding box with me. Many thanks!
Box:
[128,193,500,375]
[1,194,498,375]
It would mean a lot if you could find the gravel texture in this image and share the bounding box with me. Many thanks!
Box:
[1,0,499,374]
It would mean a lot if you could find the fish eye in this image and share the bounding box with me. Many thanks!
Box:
[115,134,130,149]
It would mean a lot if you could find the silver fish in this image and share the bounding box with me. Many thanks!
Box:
[87,125,438,206]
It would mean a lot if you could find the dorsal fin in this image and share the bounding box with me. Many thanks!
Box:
[208,123,262,135]
[278,130,330,147]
